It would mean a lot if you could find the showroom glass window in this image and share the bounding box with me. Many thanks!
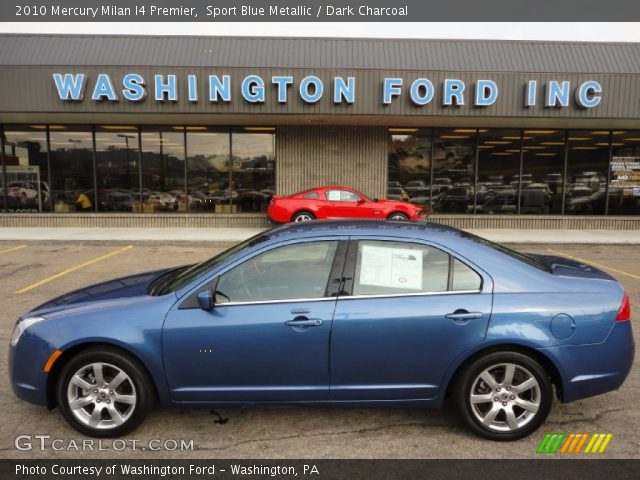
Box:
[477,129,521,215]
[95,126,140,213]
[522,129,566,214]
[185,127,231,213]
[140,127,187,213]
[1,125,49,213]
[388,128,432,210]
[231,127,276,213]
[609,131,640,215]
[566,130,611,216]
[433,128,477,214]
[49,125,95,213]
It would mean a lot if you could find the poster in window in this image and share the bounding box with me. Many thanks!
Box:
[359,245,423,290]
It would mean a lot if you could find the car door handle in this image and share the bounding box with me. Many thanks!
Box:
[445,311,484,320]
[285,318,323,327]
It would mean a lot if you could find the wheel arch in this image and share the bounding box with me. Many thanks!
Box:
[444,343,564,402]
[46,341,161,410]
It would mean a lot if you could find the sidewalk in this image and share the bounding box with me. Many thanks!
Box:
[0,227,638,244]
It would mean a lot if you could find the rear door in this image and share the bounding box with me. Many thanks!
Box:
[330,238,493,401]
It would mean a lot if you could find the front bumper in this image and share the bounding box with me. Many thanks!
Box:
[9,330,56,407]
[542,320,635,403]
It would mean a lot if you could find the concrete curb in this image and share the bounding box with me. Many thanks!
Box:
[0,228,639,244]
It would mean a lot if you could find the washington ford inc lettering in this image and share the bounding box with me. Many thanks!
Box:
[51,73,604,109]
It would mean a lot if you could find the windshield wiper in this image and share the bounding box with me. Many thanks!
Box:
[148,266,191,296]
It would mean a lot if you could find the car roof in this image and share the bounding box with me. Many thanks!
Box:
[267,219,461,242]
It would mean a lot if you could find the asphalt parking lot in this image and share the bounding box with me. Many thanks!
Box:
[0,240,638,459]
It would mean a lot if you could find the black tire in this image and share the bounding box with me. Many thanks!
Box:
[291,211,316,222]
[56,346,155,438]
[452,351,553,441]
[387,212,409,221]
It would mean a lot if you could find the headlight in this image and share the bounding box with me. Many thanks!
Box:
[10,316,45,347]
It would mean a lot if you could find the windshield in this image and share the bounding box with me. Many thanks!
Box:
[460,231,551,273]
[151,232,269,295]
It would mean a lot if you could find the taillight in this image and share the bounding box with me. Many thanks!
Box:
[616,291,631,321]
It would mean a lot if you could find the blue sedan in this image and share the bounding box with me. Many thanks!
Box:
[9,221,634,440]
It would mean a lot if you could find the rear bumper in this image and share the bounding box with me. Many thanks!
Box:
[541,320,635,403]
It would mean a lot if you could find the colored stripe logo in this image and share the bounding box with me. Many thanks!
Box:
[537,433,613,454]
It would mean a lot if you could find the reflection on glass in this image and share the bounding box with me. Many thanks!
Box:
[2,126,49,213]
[186,127,231,213]
[433,128,476,214]
[95,127,140,212]
[388,129,431,209]
[140,128,186,213]
[231,128,275,213]
[477,129,520,214]
[49,126,94,213]
[609,131,640,215]
[522,130,565,214]
[565,130,610,215]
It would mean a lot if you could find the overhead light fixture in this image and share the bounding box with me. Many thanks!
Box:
[244,127,276,132]
[183,126,209,131]
[484,141,511,145]
[389,128,418,133]
[101,125,137,130]
[572,146,598,150]
[502,136,532,140]
[440,135,470,139]
[524,146,546,150]
[30,125,67,130]
[590,130,627,135]
[535,153,557,156]
[478,146,494,149]
[567,137,591,141]
[596,142,625,146]
[453,129,488,133]
[541,142,564,146]
[524,130,558,135]
[506,149,522,153]
[491,152,512,156]
[623,137,640,141]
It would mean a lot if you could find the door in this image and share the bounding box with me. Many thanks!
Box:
[323,189,378,219]
[163,239,347,403]
[330,239,493,401]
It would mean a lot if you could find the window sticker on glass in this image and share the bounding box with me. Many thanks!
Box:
[359,245,424,290]
[326,190,341,201]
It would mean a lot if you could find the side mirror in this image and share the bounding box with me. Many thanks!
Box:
[197,290,214,311]
[358,197,366,204]
[373,198,379,202]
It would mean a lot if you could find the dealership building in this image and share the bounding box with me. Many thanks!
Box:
[0,34,639,229]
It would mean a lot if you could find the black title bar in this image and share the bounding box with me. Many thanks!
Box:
[2,0,640,22]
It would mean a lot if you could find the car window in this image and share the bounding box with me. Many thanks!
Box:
[326,190,359,202]
[452,258,482,291]
[353,240,450,295]
[216,241,339,303]
[303,191,319,199]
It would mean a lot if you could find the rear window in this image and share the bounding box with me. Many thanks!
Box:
[461,232,551,273]
[303,191,319,199]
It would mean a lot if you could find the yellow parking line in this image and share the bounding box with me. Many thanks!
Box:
[0,244,26,256]
[547,248,640,281]
[15,245,134,295]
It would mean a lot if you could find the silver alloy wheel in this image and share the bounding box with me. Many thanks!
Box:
[294,213,313,222]
[389,214,407,220]
[469,362,541,432]
[66,362,137,430]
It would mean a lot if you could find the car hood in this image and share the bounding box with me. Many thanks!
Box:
[376,199,415,208]
[29,266,180,314]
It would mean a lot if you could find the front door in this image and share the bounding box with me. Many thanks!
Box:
[330,238,493,401]
[163,239,347,403]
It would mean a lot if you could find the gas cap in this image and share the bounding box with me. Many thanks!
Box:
[550,313,576,340]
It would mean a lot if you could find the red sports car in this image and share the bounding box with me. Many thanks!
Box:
[267,186,423,223]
